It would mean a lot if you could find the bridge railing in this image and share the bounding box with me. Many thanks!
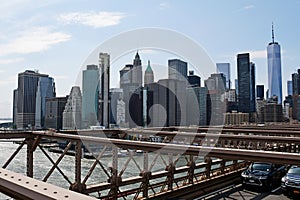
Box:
[1,128,300,199]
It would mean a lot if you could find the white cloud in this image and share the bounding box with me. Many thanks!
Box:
[58,11,126,28]
[236,5,255,12]
[250,50,267,59]
[159,2,170,10]
[0,27,71,56]
[0,58,24,64]
[244,5,255,10]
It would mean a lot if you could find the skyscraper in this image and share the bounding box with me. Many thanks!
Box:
[109,88,124,125]
[256,85,264,100]
[188,70,201,87]
[287,80,293,96]
[45,96,68,130]
[99,53,110,128]
[237,53,256,114]
[146,79,187,127]
[62,86,82,130]
[82,64,99,128]
[168,59,187,81]
[267,23,282,104]
[205,73,226,125]
[216,63,231,89]
[144,60,154,86]
[292,70,300,95]
[132,52,143,87]
[119,52,143,128]
[14,70,55,129]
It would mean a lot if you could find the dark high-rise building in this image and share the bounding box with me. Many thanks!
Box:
[128,88,143,127]
[216,63,231,89]
[287,80,293,96]
[12,89,18,127]
[292,70,300,95]
[99,53,110,128]
[168,59,187,81]
[14,70,55,129]
[146,79,186,127]
[237,53,256,114]
[45,97,68,130]
[188,70,201,87]
[205,73,226,125]
[256,85,264,100]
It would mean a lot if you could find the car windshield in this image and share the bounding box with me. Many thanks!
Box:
[251,163,271,171]
[288,167,300,174]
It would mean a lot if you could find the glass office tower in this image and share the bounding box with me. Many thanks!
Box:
[267,24,282,104]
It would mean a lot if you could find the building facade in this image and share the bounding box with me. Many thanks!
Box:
[187,70,201,87]
[237,53,256,114]
[216,63,231,89]
[292,70,300,95]
[205,73,226,125]
[168,59,187,81]
[256,85,264,100]
[82,64,99,128]
[99,53,110,128]
[287,80,293,96]
[146,79,187,127]
[144,60,154,86]
[267,24,282,104]
[119,53,144,127]
[62,86,82,130]
[45,97,68,130]
[186,86,207,126]
[14,70,55,129]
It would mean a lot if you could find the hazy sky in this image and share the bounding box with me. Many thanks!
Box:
[0,0,300,118]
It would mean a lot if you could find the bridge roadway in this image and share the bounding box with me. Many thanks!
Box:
[0,125,299,199]
[194,184,290,200]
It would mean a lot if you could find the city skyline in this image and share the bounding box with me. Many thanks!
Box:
[1,1,300,118]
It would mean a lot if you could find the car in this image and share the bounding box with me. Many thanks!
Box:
[241,162,286,189]
[281,165,300,196]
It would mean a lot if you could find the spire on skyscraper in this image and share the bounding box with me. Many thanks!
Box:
[272,22,275,43]
[144,60,154,85]
[133,51,141,66]
[145,60,153,72]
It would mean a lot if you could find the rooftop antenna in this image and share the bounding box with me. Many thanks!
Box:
[272,22,275,43]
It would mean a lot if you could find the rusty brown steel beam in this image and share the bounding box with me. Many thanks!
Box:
[124,128,300,137]
[0,168,97,200]
[30,129,300,146]
[25,131,300,165]
[0,132,31,139]
[122,129,300,144]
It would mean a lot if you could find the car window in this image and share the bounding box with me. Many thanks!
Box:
[251,163,271,171]
[288,167,300,174]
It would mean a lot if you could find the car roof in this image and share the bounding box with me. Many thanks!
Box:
[252,162,272,165]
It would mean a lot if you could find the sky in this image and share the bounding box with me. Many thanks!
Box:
[0,0,300,118]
